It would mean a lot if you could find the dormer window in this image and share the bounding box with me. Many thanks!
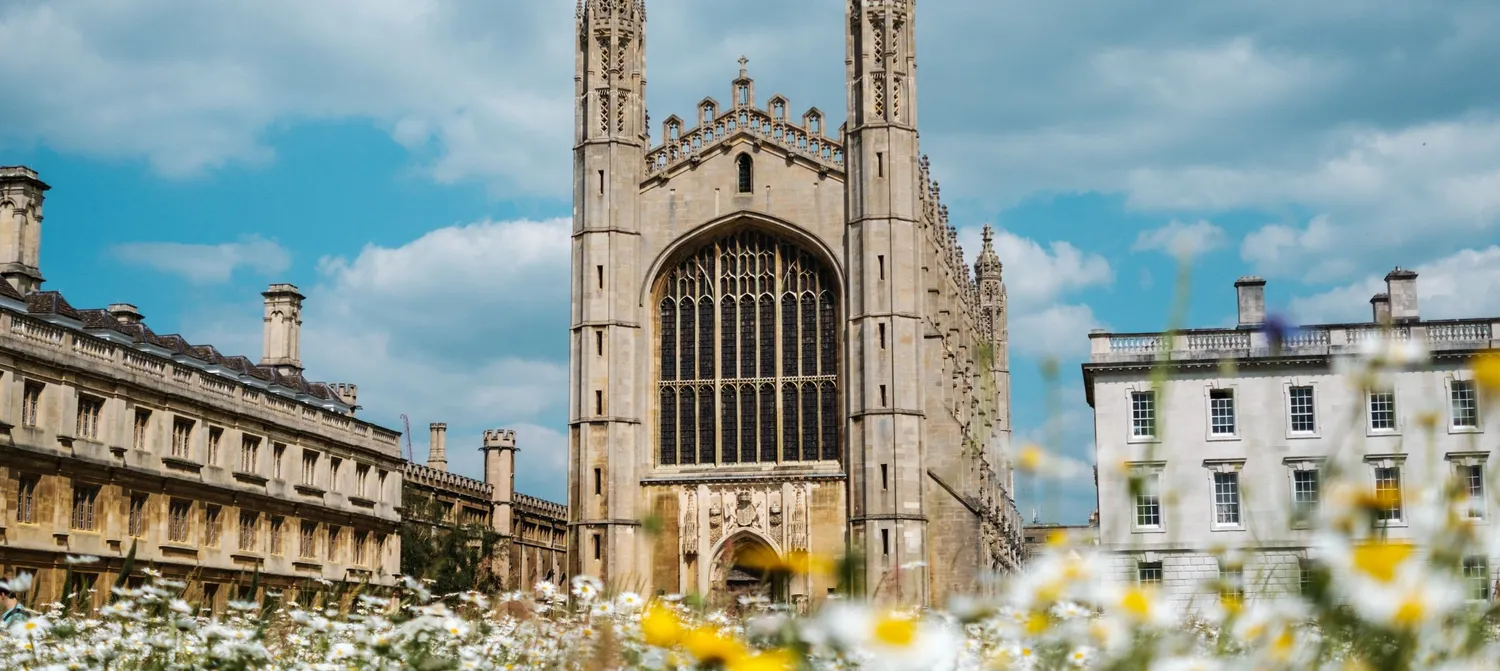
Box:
[736,154,753,193]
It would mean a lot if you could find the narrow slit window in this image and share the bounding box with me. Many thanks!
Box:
[593,468,602,495]
[879,323,886,350]
[880,385,887,407]
[595,390,604,415]
[736,154,753,193]
[881,529,890,556]
[878,255,885,280]
[881,464,889,491]
[596,265,604,290]
[597,170,604,195]
[593,533,602,560]
[596,329,604,356]
[877,152,884,177]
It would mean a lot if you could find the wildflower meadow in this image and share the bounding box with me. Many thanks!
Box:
[3,343,1500,670]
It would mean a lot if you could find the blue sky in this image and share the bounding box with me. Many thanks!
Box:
[4,0,1500,524]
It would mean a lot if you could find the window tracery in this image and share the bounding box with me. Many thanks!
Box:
[657,230,839,466]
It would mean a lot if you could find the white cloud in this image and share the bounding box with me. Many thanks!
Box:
[186,218,574,500]
[1290,245,1500,324]
[111,235,290,283]
[956,226,1113,308]
[1011,304,1105,359]
[1132,220,1227,258]
[1012,403,1098,524]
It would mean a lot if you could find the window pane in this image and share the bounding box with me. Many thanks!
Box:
[1213,472,1240,525]
[1370,391,1396,430]
[1452,380,1478,428]
[1289,386,1316,433]
[1210,389,1236,435]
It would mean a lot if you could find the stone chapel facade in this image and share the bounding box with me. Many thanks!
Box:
[567,0,1025,606]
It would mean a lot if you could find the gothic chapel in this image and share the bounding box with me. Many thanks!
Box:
[568,0,1025,606]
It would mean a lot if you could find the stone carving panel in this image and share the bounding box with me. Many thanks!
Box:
[681,490,699,556]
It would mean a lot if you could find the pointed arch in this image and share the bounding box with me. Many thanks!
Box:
[649,219,843,468]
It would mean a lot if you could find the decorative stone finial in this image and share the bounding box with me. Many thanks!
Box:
[738,55,749,79]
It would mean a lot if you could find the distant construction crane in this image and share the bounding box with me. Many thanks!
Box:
[400,414,415,463]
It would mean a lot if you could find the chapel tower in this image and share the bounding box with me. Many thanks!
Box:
[565,0,1025,602]
[844,0,929,603]
[568,0,650,583]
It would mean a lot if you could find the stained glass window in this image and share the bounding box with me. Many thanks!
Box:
[657,230,840,465]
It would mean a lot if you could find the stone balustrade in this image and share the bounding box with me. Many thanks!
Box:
[1089,318,1498,363]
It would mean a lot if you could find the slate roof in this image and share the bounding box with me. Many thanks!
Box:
[20,287,339,402]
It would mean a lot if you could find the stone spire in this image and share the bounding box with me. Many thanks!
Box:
[974,224,1002,281]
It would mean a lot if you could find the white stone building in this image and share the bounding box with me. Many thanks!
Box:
[1084,270,1496,610]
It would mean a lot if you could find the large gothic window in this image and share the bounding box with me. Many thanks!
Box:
[658,230,839,466]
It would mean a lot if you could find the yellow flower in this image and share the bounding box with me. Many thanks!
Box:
[1017,445,1045,472]
[1474,353,1500,392]
[1121,588,1151,618]
[1023,611,1049,636]
[728,649,797,671]
[640,605,685,648]
[873,613,917,647]
[682,626,747,666]
[1350,541,1415,583]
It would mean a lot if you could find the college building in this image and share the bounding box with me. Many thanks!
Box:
[1084,270,1496,610]
[0,165,404,610]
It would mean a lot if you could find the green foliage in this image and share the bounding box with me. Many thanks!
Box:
[399,488,506,595]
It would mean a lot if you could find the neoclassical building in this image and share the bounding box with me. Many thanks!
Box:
[1086,272,1498,610]
[567,0,1024,606]
[0,166,405,611]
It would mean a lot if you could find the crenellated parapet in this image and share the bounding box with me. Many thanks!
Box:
[402,461,493,500]
[645,60,844,179]
[515,492,569,521]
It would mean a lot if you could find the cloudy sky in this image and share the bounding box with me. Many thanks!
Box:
[4,0,1500,524]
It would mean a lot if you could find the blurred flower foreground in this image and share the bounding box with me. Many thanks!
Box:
[5,351,1500,669]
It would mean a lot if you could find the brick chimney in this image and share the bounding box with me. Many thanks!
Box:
[1234,276,1267,327]
[1384,267,1418,322]
[107,303,144,324]
[0,166,50,295]
[260,283,305,376]
[1370,293,1391,325]
[427,422,448,471]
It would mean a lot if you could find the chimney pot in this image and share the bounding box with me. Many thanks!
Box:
[260,283,305,376]
[427,422,448,471]
[107,303,144,324]
[1234,276,1267,328]
[1370,293,1391,325]
[1384,267,1419,322]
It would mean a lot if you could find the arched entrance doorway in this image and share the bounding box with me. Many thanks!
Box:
[709,532,778,611]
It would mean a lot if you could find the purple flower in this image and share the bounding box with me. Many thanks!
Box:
[1262,313,1292,351]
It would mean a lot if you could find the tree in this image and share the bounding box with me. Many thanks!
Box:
[399,489,507,595]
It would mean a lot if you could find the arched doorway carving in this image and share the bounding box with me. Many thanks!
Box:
[708,530,779,610]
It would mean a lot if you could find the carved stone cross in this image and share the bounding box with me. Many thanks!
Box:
[738,55,749,78]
